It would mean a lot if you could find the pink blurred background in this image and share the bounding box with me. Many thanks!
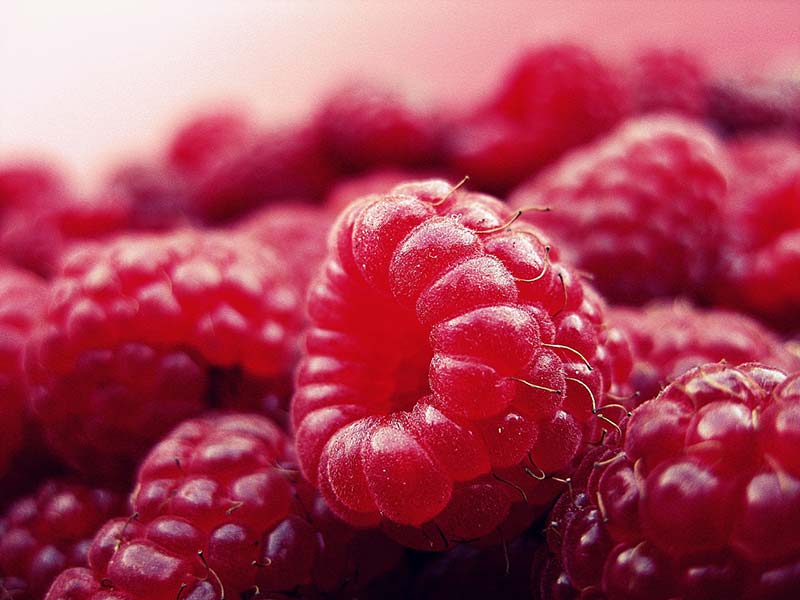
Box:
[2,1,799,189]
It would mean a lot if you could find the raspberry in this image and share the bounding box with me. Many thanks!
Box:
[610,301,800,405]
[533,362,800,599]
[325,169,436,213]
[167,110,254,177]
[0,264,48,479]
[189,125,335,223]
[491,43,630,160]
[708,77,800,137]
[315,82,439,173]
[27,229,303,482]
[0,479,124,599]
[0,162,64,209]
[715,135,800,328]
[629,48,707,117]
[233,202,333,297]
[443,114,554,195]
[292,179,630,542]
[45,414,404,599]
[510,115,729,304]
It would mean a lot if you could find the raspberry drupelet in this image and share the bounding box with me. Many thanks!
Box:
[26,229,303,483]
[609,301,800,406]
[292,179,631,545]
[44,413,404,600]
[0,479,124,599]
[533,362,800,599]
[510,114,729,305]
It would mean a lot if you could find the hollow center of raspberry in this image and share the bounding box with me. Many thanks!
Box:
[387,337,433,414]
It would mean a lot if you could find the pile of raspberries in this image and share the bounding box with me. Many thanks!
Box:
[1,43,799,599]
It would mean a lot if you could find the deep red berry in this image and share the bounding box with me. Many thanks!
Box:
[629,48,707,117]
[189,126,335,223]
[0,265,48,479]
[315,82,439,173]
[510,114,729,304]
[0,162,64,209]
[491,43,630,159]
[707,77,800,137]
[233,202,334,297]
[533,362,800,600]
[292,179,631,542]
[610,301,800,405]
[45,413,404,600]
[167,110,254,177]
[27,229,303,482]
[0,479,124,599]
[715,135,800,328]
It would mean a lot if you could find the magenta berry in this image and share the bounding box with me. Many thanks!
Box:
[534,362,800,599]
[511,114,729,304]
[27,229,303,482]
[292,179,630,543]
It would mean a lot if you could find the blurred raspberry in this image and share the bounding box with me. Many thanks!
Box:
[27,229,303,483]
[234,202,334,297]
[104,162,189,230]
[189,125,336,223]
[315,82,440,173]
[610,301,800,404]
[167,110,254,177]
[511,115,729,304]
[0,264,48,481]
[715,135,800,328]
[533,362,800,599]
[0,479,124,600]
[629,48,707,116]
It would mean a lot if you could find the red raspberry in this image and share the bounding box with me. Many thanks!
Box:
[629,48,707,117]
[708,77,800,137]
[45,413,404,599]
[293,179,630,543]
[0,264,48,479]
[0,479,124,599]
[315,82,439,173]
[491,43,630,159]
[166,110,254,177]
[533,362,800,599]
[610,301,800,406]
[715,135,800,328]
[233,202,334,297]
[510,115,729,304]
[189,126,335,223]
[27,229,302,482]
[0,162,64,209]
[444,114,554,195]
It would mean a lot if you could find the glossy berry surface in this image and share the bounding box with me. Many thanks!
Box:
[511,115,729,304]
[27,229,302,482]
[0,479,124,600]
[534,362,800,599]
[292,179,630,541]
[610,301,800,404]
[44,413,403,600]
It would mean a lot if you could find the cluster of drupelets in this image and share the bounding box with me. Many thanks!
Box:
[0,43,799,599]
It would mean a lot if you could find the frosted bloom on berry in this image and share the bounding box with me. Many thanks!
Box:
[292,179,630,544]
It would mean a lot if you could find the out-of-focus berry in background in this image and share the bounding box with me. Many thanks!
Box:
[2,1,799,189]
